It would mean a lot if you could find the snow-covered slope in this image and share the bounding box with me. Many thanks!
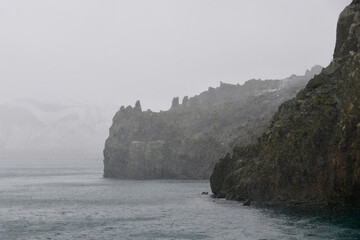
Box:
[0,99,117,157]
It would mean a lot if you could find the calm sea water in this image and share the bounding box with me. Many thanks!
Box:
[1,155,360,240]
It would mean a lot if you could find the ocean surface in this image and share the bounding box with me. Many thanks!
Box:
[1,155,360,240]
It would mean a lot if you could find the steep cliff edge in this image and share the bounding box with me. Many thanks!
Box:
[211,1,360,206]
[103,66,321,179]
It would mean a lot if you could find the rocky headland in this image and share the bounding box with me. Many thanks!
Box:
[103,66,322,179]
[210,0,360,206]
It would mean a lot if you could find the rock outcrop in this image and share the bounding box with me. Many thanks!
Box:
[103,66,321,179]
[210,1,360,206]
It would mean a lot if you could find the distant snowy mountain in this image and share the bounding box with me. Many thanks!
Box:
[0,99,117,157]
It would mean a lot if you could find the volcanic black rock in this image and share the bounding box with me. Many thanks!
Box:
[103,66,321,179]
[210,2,360,206]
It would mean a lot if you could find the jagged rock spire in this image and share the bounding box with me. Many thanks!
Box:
[182,96,189,107]
[171,97,179,109]
[135,100,142,112]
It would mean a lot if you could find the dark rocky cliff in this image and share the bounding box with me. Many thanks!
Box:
[210,1,360,206]
[103,66,321,179]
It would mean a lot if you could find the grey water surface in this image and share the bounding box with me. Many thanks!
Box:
[0,156,359,240]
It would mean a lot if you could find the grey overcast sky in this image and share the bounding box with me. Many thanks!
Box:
[0,0,352,111]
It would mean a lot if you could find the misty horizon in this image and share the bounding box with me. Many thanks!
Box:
[1,1,360,239]
[0,0,352,111]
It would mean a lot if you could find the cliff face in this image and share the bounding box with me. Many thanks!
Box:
[103,67,321,179]
[210,1,360,206]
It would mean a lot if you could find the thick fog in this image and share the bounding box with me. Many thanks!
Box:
[0,0,352,111]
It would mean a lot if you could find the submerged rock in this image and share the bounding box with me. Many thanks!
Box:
[243,199,251,206]
[210,1,360,207]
